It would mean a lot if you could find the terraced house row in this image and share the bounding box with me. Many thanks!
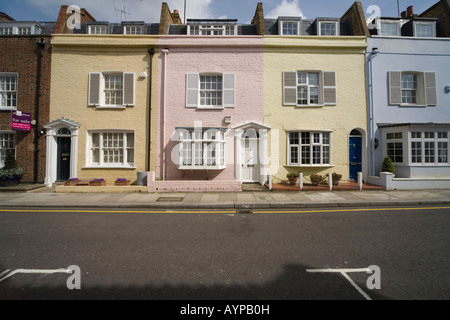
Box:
[1,1,449,191]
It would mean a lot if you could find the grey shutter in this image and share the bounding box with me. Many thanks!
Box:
[223,73,235,107]
[283,71,297,105]
[123,72,135,106]
[88,72,101,106]
[323,71,337,105]
[424,72,437,106]
[186,73,199,107]
[389,71,402,105]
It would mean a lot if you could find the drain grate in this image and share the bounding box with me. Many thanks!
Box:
[156,197,184,202]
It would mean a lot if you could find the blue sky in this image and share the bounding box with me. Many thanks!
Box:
[0,0,438,23]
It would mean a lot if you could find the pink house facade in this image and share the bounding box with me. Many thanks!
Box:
[151,30,267,192]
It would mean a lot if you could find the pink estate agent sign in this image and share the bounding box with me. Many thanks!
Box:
[11,110,32,131]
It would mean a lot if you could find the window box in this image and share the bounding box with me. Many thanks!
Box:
[64,178,79,186]
[89,178,106,186]
[115,178,130,186]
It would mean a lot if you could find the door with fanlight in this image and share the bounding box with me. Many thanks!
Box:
[241,130,259,183]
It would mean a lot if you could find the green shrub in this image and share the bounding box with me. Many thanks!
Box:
[382,157,395,174]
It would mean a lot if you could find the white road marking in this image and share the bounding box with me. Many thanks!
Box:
[0,268,72,283]
[306,267,372,300]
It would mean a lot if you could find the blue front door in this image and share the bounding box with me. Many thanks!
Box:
[349,136,362,181]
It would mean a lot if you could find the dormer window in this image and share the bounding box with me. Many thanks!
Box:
[89,25,107,34]
[319,22,337,36]
[414,21,435,37]
[379,20,400,36]
[0,27,12,35]
[282,21,299,35]
[123,25,143,35]
[187,20,237,36]
[278,18,301,35]
[0,23,41,35]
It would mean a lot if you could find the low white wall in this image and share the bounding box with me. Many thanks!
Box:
[367,172,450,190]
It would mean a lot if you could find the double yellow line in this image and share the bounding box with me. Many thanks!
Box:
[0,206,449,214]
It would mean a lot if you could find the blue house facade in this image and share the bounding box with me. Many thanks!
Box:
[366,4,450,189]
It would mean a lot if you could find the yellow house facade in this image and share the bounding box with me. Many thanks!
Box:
[45,35,158,187]
[263,36,368,184]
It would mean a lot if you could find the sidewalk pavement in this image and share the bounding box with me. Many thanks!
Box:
[1,184,450,210]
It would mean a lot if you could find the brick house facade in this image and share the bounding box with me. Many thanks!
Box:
[0,36,52,183]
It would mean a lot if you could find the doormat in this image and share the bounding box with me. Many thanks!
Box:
[156,197,184,202]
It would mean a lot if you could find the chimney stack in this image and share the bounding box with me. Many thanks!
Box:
[401,11,407,18]
[406,5,414,17]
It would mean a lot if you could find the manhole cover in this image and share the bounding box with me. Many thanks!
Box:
[156,197,184,202]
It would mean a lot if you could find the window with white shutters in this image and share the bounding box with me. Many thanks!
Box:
[88,72,134,108]
[389,71,437,106]
[283,71,336,106]
[186,73,235,109]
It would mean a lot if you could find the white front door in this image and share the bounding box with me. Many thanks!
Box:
[241,138,259,182]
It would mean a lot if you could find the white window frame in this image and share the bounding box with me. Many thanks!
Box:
[86,130,135,168]
[103,73,124,106]
[319,21,338,36]
[0,27,13,35]
[188,24,237,36]
[0,23,40,35]
[378,20,401,36]
[18,27,31,35]
[389,71,437,107]
[385,131,404,164]
[89,72,135,109]
[401,73,418,105]
[287,131,332,167]
[414,21,436,38]
[0,131,16,168]
[0,73,18,110]
[177,128,226,170]
[296,72,321,106]
[199,74,223,108]
[280,20,300,35]
[410,131,449,166]
[186,73,235,109]
[89,25,107,34]
[123,25,142,35]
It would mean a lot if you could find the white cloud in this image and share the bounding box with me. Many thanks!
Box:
[266,0,306,18]
[22,0,216,23]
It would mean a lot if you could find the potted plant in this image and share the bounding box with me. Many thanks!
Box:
[332,172,342,186]
[64,178,79,186]
[89,178,106,186]
[0,150,24,187]
[115,178,130,186]
[286,172,300,185]
[310,173,324,186]
[382,156,395,176]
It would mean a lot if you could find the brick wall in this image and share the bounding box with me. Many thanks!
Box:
[420,0,450,37]
[0,36,52,183]
[53,5,96,34]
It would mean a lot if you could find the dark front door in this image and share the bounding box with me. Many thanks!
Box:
[57,137,71,181]
[349,136,362,181]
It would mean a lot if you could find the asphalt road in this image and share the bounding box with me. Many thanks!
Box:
[0,206,449,303]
